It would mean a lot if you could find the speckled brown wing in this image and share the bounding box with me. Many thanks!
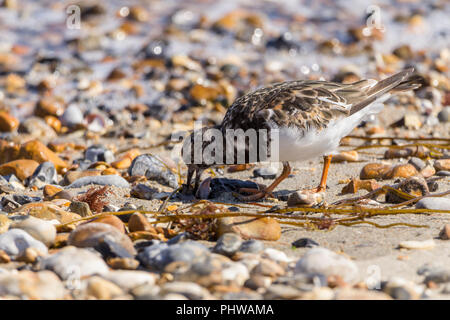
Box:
[221,80,375,132]
[218,80,375,164]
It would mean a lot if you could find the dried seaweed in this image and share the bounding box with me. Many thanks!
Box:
[75,186,112,213]
[59,183,450,235]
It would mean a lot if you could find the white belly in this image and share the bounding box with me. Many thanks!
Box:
[272,100,387,162]
[276,124,341,162]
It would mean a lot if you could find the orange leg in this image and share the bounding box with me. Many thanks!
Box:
[317,155,332,192]
[237,162,291,201]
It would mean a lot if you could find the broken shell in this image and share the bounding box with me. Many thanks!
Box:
[398,239,435,250]
[341,178,380,194]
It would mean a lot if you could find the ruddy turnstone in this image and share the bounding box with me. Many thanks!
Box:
[182,68,421,202]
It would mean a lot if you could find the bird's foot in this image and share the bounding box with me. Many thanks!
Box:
[287,187,325,207]
[234,184,274,201]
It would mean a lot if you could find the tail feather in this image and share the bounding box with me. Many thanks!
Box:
[349,68,422,115]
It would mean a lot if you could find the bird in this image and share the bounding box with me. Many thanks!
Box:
[181,68,422,202]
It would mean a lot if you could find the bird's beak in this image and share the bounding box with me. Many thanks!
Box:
[183,165,196,194]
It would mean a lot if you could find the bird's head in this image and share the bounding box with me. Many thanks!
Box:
[181,125,223,193]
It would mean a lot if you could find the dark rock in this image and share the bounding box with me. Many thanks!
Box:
[94,237,134,260]
[13,195,42,205]
[292,238,319,248]
[436,170,450,177]
[167,232,193,245]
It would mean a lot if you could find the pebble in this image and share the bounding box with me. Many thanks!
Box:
[408,157,426,171]
[398,239,436,250]
[94,236,135,260]
[107,257,140,270]
[63,170,101,184]
[0,229,48,258]
[128,154,178,188]
[292,238,319,248]
[382,277,422,299]
[18,117,57,139]
[0,214,11,233]
[220,261,250,286]
[18,202,81,224]
[295,248,359,283]
[334,288,391,300]
[437,108,449,123]
[102,270,157,290]
[213,233,243,257]
[166,232,193,245]
[251,258,285,278]
[264,284,302,299]
[128,212,153,232]
[0,270,65,299]
[10,215,56,247]
[216,216,281,241]
[19,140,68,173]
[86,276,124,300]
[253,166,278,179]
[420,165,436,178]
[434,159,450,171]
[0,111,19,132]
[360,163,392,180]
[138,241,209,271]
[130,184,157,200]
[27,161,57,188]
[91,215,127,233]
[436,170,450,176]
[68,222,136,256]
[61,104,84,127]
[39,246,109,280]
[415,198,450,211]
[85,145,115,163]
[439,224,450,240]
[69,201,93,217]
[384,164,419,179]
[68,175,130,188]
[131,284,161,300]
[262,248,292,264]
[160,281,212,300]
[424,269,450,284]
[0,159,40,181]
[222,292,264,300]
[239,239,264,253]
